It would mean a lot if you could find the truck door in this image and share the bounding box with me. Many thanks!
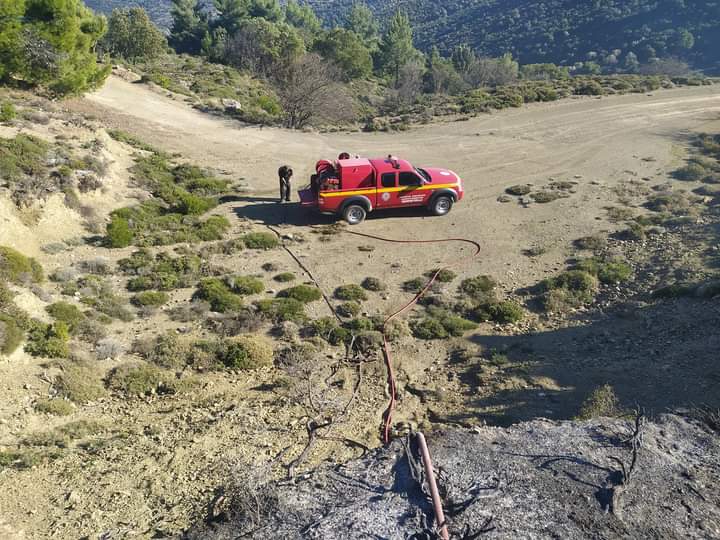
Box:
[397,171,429,206]
[376,172,397,208]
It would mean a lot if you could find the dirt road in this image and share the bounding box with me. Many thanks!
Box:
[80,77,720,291]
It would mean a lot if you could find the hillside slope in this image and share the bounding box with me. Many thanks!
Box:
[312,0,720,71]
[86,0,720,71]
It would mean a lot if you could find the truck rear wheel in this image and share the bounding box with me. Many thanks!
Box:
[343,204,367,225]
[430,195,453,216]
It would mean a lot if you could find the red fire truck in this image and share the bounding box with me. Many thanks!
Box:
[298,155,464,225]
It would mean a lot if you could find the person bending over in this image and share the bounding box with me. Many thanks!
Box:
[278,165,293,202]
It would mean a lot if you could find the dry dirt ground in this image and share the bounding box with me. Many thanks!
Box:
[0,77,718,538]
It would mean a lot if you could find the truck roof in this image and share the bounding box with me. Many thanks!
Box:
[368,157,414,172]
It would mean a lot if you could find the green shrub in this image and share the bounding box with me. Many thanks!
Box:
[242,232,279,249]
[0,314,24,355]
[228,276,265,296]
[437,313,477,336]
[0,246,44,284]
[106,363,188,396]
[220,336,273,370]
[487,301,524,324]
[402,277,426,293]
[674,163,709,182]
[132,291,170,307]
[106,216,134,248]
[652,283,696,299]
[531,191,562,203]
[575,80,604,96]
[347,317,376,332]
[539,270,598,311]
[506,185,531,196]
[574,234,607,251]
[460,275,497,298]
[645,193,693,215]
[0,134,49,182]
[76,277,134,322]
[0,450,40,470]
[361,277,386,291]
[23,420,106,448]
[576,384,621,419]
[45,302,85,333]
[139,333,191,369]
[336,301,361,318]
[310,317,340,340]
[194,278,243,313]
[411,318,448,340]
[273,272,295,282]
[575,258,632,284]
[278,284,322,303]
[0,102,16,122]
[428,269,456,283]
[176,193,215,215]
[35,398,74,416]
[25,321,70,358]
[335,284,368,301]
[255,298,306,323]
[54,361,106,403]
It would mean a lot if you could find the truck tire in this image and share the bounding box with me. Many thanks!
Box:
[430,195,453,216]
[343,204,367,225]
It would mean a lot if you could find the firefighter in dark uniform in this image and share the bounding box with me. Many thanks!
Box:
[278,165,293,202]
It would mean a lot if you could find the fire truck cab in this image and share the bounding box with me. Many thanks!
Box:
[298,155,464,225]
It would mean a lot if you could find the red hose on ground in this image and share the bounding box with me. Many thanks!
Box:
[344,231,482,444]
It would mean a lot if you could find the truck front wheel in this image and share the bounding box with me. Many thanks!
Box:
[430,195,453,216]
[343,204,367,225]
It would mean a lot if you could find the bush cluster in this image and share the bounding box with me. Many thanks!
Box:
[24,321,70,359]
[574,258,632,285]
[45,302,85,333]
[134,332,274,374]
[53,360,106,403]
[106,153,230,247]
[255,298,306,323]
[361,277,386,291]
[0,246,44,284]
[132,291,170,307]
[411,309,477,340]
[73,276,134,322]
[120,250,202,291]
[538,270,598,312]
[242,232,280,250]
[278,284,322,303]
[334,284,368,302]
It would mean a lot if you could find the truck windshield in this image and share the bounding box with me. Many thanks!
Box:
[415,168,431,182]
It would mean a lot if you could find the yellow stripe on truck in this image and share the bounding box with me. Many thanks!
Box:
[319,183,459,198]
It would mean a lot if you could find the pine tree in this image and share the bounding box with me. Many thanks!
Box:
[285,0,321,41]
[9,0,109,95]
[344,2,379,50]
[170,0,208,54]
[0,0,25,82]
[103,8,167,62]
[378,10,419,86]
[247,0,283,23]
[213,0,249,36]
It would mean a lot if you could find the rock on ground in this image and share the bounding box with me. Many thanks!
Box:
[185,414,720,539]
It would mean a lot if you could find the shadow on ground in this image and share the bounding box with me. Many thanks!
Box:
[438,298,720,427]
[230,197,442,227]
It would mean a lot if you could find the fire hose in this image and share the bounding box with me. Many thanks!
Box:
[343,230,482,444]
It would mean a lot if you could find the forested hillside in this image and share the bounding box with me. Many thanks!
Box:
[312,0,720,71]
[86,0,719,71]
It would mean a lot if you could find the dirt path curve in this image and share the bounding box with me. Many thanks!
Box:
[76,77,720,291]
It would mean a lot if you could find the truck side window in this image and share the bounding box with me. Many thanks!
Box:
[381,173,396,188]
[399,172,422,186]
